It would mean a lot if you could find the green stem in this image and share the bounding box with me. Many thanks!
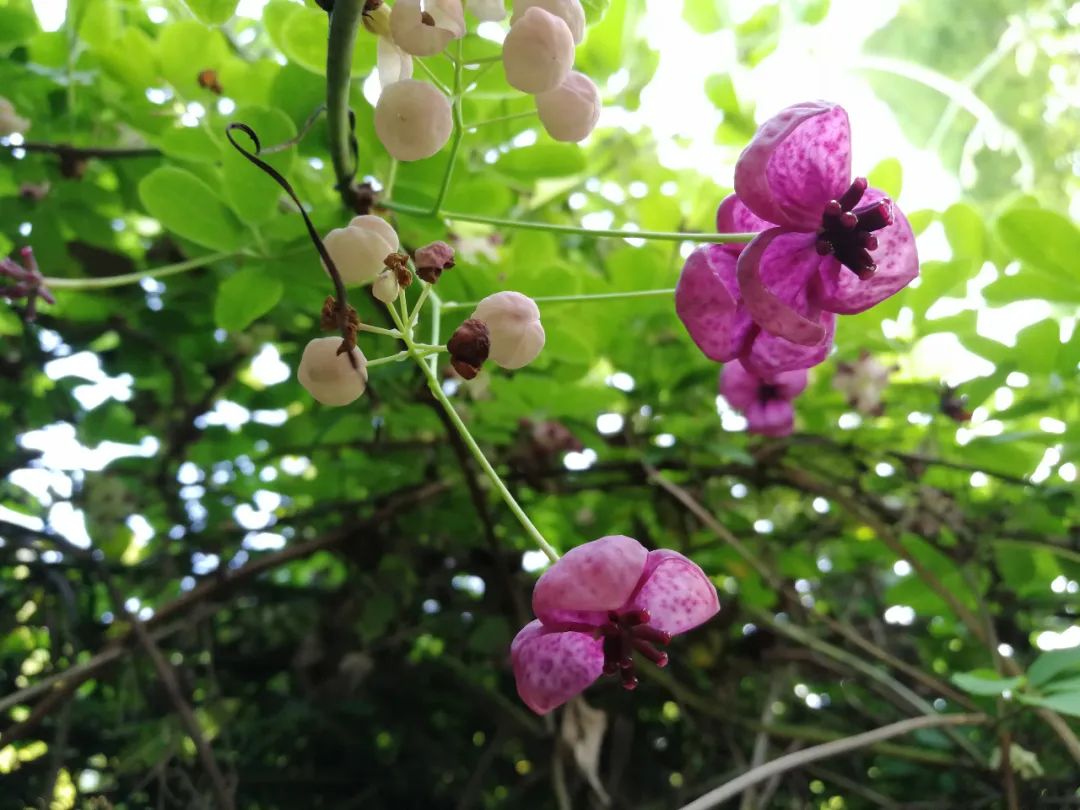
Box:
[383,157,399,201]
[326,0,365,204]
[440,288,675,312]
[414,57,453,97]
[410,284,433,326]
[365,351,410,368]
[464,55,502,66]
[387,302,559,562]
[358,323,401,338]
[43,251,237,290]
[381,201,756,244]
[431,41,466,216]
[429,291,443,373]
[466,110,537,130]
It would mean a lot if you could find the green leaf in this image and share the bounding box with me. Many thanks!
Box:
[138,167,245,251]
[0,7,37,51]
[181,0,240,25]
[157,19,231,96]
[580,0,611,25]
[868,158,902,199]
[214,267,284,331]
[1027,647,1080,687]
[942,202,985,261]
[1018,692,1080,718]
[951,670,1024,696]
[496,144,586,180]
[997,207,1080,279]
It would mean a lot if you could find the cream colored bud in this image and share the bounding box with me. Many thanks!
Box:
[298,337,368,406]
[502,7,575,94]
[374,79,453,161]
[511,0,584,43]
[535,71,600,142]
[372,269,401,303]
[466,0,506,20]
[471,291,545,369]
[389,0,465,57]
[322,215,399,286]
[0,97,29,136]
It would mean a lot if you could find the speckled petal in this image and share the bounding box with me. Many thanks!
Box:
[511,621,604,715]
[533,535,648,621]
[734,102,851,231]
[715,193,772,254]
[736,228,826,346]
[630,550,720,636]
[745,399,797,437]
[742,311,835,377]
[718,359,761,412]
[812,190,919,314]
[675,245,755,363]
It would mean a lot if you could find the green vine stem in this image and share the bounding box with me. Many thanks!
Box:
[384,299,559,563]
[381,200,756,243]
[431,41,466,216]
[42,251,237,290]
[326,0,365,205]
[440,288,677,312]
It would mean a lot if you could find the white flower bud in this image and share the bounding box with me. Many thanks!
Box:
[377,36,414,88]
[389,0,465,57]
[511,0,584,44]
[0,97,30,136]
[535,71,600,142]
[298,337,368,406]
[502,7,575,94]
[471,291,545,369]
[467,0,506,21]
[374,79,453,162]
[322,215,400,286]
[372,268,401,303]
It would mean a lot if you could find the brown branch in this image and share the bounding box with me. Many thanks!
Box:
[11,141,160,159]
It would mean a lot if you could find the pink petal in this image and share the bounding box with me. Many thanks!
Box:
[675,246,755,363]
[772,367,810,399]
[735,102,851,231]
[746,399,796,437]
[630,550,720,636]
[511,620,604,715]
[742,311,835,377]
[533,535,648,622]
[716,193,772,247]
[812,191,919,314]
[719,359,761,411]
[736,228,827,346]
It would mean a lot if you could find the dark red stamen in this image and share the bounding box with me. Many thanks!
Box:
[588,608,675,690]
[816,178,893,278]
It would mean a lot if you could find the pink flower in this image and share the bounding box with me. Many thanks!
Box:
[720,359,807,437]
[511,535,719,715]
[676,102,917,375]
[734,102,918,344]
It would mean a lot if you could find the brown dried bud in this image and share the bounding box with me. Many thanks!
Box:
[940,386,972,423]
[58,151,88,180]
[349,182,376,216]
[319,296,361,364]
[197,69,223,95]
[447,318,490,380]
[414,240,455,284]
[383,252,414,288]
[18,182,50,202]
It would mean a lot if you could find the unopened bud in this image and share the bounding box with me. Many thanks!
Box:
[372,269,401,303]
[511,0,585,44]
[447,318,490,380]
[323,215,400,286]
[471,291,544,369]
[374,79,453,162]
[414,240,455,283]
[502,7,575,94]
[298,337,369,406]
[536,71,600,142]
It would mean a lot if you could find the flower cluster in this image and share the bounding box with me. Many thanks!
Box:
[511,535,719,714]
[677,102,918,435]
[369,0,599,161]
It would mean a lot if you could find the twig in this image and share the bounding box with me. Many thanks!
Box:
[9,141,160,159]
[676,714,988,810]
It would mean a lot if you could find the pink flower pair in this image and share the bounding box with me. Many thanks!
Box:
[511,535,719,715]
[676,101,918,435]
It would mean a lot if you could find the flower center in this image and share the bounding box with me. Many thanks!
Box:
[599,609,671,690]
[757,383,781,404]
[816,178,894,280]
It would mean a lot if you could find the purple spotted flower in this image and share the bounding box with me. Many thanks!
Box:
[511,535,719,715]
[720,359,807,437]
[677,101,918,374]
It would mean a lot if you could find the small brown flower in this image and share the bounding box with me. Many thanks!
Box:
[940,386,972,423]
[383,252,413,287]
[197,69,223,95]
[414,241,455,284]
[319,295,361,366]
[447,318,490,380]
